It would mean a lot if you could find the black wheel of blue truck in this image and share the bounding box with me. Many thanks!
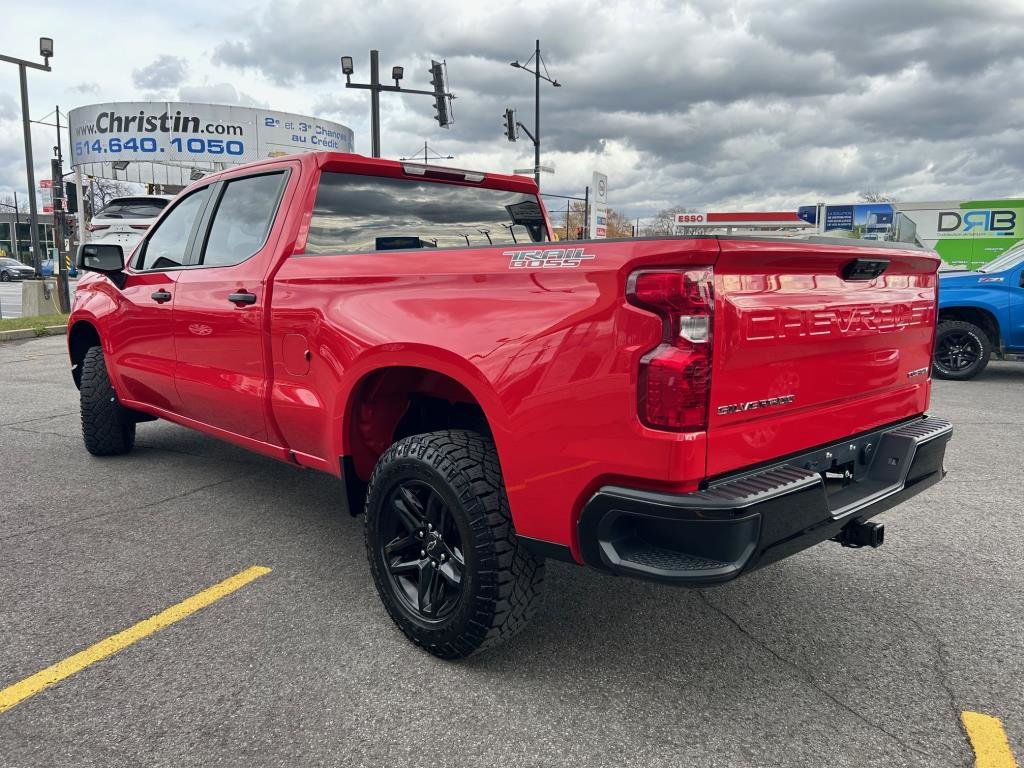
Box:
[364,430,544,659]
[932,320,991,381]
[80,346,136,456]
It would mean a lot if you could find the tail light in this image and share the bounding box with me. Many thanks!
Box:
[626,268,714,431]
[129,224,150,230]
[86,223,109,232]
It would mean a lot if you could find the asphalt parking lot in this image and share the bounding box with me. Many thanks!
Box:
[1,335,1021,767]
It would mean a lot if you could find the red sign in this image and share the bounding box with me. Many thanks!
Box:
[39,179,53,189]
[43,205,53,214]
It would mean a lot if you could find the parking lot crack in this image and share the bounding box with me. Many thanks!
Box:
[0,411,77,427]
[898,608,962,723]
[0,472,260,543]
[696,590,937,760]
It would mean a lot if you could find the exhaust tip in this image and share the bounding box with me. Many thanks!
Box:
[833,520,885,549]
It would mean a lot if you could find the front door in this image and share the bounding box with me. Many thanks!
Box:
[172,169,290,442]
[1010,264,1024,350]
[107,186,212,413]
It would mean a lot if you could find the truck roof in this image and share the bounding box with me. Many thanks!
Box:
[196,151,540,195]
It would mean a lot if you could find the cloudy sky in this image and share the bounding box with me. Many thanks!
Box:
[2,0,1023,219]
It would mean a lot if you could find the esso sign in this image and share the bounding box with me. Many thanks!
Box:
[675,213,707,224]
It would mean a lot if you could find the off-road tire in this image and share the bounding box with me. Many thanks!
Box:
[932,320,991,381]
[364,430,544,659]
[80,346,136,455]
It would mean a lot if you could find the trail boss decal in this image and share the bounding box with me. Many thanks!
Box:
[506,247,597,269]
[717,394,796,416]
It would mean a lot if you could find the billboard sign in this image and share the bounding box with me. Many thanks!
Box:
[897,200,1024,269]
[68,102,354,172]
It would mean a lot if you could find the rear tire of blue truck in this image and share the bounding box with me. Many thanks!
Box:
[363,429,544,659]
[932,320,992,381]
[80,346,136,456]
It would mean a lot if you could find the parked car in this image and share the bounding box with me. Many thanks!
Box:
[69,152,952,658]
[934,241,1024,380]
[0,257,34,281]
[86,195,173,254]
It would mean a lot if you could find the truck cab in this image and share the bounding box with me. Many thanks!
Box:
[934,243,1024,379]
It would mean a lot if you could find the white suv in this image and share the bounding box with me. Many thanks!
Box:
[87,195,173,254]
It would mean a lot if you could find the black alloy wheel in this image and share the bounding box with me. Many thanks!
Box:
[932,320,991,381]
[0,271,10,282]
[379,479,465,622]
[364,430,544,659]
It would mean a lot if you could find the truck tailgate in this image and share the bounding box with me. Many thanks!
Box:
[706,238,939,477]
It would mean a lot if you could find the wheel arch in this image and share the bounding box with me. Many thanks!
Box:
[938,305,1001,349]
[341,362,508,480]
[68,320,102,389]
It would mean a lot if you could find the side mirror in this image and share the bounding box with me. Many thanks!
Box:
[77,243,125,273]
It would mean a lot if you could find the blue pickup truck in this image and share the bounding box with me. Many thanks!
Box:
[934,243,1024,380]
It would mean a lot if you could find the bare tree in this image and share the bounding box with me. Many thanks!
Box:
[0,193,30,213]
[640,206,703,236]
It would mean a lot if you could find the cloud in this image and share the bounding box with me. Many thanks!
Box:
[69,82,101,95]
[203,0,1024,213]
[4,0,1024,216]
[177,83,268,108]
[0,94,17,122]
[132,55,188,90]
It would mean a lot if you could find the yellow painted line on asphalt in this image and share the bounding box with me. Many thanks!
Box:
[963,711,1019,768]
[0,566,271,714]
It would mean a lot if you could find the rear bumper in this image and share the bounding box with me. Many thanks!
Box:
[578,415,952,586]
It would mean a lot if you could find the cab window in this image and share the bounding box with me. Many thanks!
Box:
[303,172,549,255]
[199,172,286,268]
[135,187,210,271]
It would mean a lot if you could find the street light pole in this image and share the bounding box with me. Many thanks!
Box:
[509,40,560,189]
[369,50,381,158]
[19,65,43,276]
[343,50,454,158]
[2,40,52,277]
[534,40,540,186]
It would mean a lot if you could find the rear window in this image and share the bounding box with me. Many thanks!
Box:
[304,173,549,255]
[96,197,169,219]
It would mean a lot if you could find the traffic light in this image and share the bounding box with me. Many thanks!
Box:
[429,60,451,128]
[503,108,517,142]
[64,182,78,214]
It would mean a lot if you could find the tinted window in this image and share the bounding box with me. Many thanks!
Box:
[200,173,285,268]
[97,197,168,219]
[137,188,210,270]
[304,173,549,255]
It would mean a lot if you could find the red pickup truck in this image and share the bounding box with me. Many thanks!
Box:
[70,151,951,658]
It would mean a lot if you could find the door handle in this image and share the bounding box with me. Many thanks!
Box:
[151,290,172,303]
[228,291,257,306]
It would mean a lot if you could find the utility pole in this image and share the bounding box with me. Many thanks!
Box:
[399,141,454,165]
[509,40,560,187]
[52,106,70,311]
[13,190,21,258]
[342,51,454,157]
[1,38,53,277]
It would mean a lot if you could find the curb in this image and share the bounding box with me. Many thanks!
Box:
[0,324,68,342]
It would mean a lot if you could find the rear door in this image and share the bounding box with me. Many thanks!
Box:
[706,238,939,476]
[171,167,291,442]
[107,186,211,412]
